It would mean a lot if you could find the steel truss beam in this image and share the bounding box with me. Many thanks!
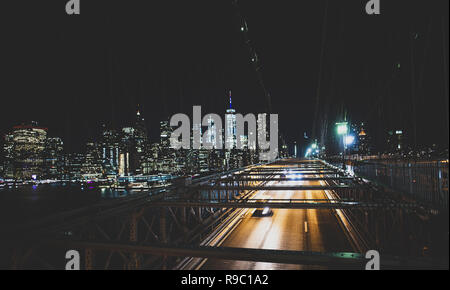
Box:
[247,168,331,172]
[221,177,355,182]
[237,171,339,176]
[144,200,420,210]
[45,240,447,269]
[191,185,352,191]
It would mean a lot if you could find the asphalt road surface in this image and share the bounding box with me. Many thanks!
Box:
[202,164,355,270]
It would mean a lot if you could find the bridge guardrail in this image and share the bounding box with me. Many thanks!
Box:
[352,160,449,210]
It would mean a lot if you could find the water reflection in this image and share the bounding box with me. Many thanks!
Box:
[0,183,151,225]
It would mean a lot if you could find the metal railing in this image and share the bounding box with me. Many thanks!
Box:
[352,159,449,209]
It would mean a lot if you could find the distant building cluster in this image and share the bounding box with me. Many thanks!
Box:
[330,121,407,156]
[350,122,406,155]
[306,121,410,159]
[1,101,289,181]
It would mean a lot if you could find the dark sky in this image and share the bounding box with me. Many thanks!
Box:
[1,0,448,152]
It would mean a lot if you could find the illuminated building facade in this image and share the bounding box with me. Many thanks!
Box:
[225,91,237,149]
[387,129,405,153]
[2,132,14,178]
[65,153,84,181]
[0,100,265,180]
[198,149,209,172]
[44,137,64,179]
[100,125,120,175]
[158,120,177,174]
[81,142,103,179]
[358,122,370,154]
[119,107,150,175]
[3,122,47,179]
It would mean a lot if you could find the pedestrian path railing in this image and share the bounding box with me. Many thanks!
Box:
[352,159,448,209]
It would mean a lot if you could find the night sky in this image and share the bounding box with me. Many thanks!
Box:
[1,0,448,153]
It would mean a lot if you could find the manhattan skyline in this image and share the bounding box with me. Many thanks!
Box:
[1,0,448,153]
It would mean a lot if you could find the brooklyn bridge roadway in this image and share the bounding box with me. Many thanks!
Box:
[201,160,357,270]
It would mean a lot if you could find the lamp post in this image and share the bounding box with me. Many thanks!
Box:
[336,122,348,170]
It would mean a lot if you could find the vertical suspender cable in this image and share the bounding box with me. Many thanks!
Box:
[312,0,329,141]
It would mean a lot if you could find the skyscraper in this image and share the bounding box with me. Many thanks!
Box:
[134,108,148,154]
[100,125,120,175]
[225,90,236,149]
[206,115,218,149]
[160,120,172,149]
[120,107,150,175]
[3,122,47,179]
[358,122,370,154]
[158,120,177,174]
[81,142,103,179]
[44,137,64,179]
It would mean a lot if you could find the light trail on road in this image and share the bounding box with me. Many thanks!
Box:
[201,161,355,270]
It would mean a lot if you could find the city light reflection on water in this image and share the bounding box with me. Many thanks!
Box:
[0,184,149,225]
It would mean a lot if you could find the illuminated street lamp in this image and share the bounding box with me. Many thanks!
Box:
[305,142,319,158]
[344,135,355,146]
[336,122,348,135]
[336,122,348,170]
[305,148,312,158]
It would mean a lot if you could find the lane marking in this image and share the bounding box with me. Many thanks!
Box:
[304,221,308,233]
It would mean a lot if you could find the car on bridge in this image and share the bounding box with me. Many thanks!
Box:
[253,207,274,217]
[252,199,274,217]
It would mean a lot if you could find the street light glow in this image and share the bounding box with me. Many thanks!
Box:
[305,148,312,157]
[344,135,355,146]
[336,122,348,135]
